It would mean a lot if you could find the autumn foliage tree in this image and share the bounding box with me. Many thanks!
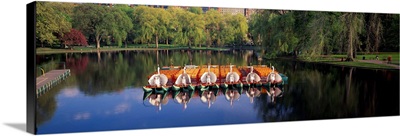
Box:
[60,29,88,47]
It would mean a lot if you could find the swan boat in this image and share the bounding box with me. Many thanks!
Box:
[143,64,288,93]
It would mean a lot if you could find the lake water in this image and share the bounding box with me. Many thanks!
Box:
[35,50,399,134]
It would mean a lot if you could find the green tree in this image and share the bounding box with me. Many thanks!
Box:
[109,7,133,47]
[229,14,249,45]
[343,13,364,61]
[46,2,76,22]
[177,10,205,47]
[364,13,383,53]
[219,14,235,46]
[248,11,265,47]
[191,13,206,47]
[154,8,170,48]
[329,12,347,54]
[133,7,171,48]
[166,7,179,45]
[73,4,110,49]
[132,6,157,46]
[218,14,250,46]
[250,10,298,58]
[204,10,223,47]
[249,10,367,60]
[293,11,339,59]
[248,10,279,51]
[115,5,138,45]
[188,7,203,14]
[170,8,187,46]
[36,2,71,47]
[381,14,399,51]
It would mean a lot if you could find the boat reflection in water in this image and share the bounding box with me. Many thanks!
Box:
[200,89,218,108]
[142,85,285,110]
[244,87,261,103]
[222,88,242,107]
[261,86,284,103]
[144,91,170,111]
[174,89,195,110]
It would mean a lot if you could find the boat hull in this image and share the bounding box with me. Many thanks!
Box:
[220,82,243,89]
[243,82,263,88]
[142,86,168,93]
[198,84,219,91]
[171,85,195,92]
[142,86,169,100]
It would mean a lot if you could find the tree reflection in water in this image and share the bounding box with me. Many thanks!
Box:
[252,61,398,122]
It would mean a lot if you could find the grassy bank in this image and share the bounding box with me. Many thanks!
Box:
[298,52,399,70]
[329,52,399,65]
[37,47,161,54]
[300,58,397,70]
[325,61,396,69]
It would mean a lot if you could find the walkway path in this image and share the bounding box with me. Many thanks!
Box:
[358,60,400,69]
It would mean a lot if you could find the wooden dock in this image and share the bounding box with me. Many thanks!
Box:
[36,69,71,98]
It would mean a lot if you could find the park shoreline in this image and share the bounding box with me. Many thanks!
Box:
[36,47,232,54]
[36,47,399,70]
[273,56,399,70]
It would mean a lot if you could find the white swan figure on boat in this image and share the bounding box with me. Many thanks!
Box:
[226,65,240,84]
[182,76,186,86]
[266,66,282,85]
[206,75,211,84]
[175,66,191,87]
[200,65,217,85]
[148,66,168,87]
[246,66,261,84]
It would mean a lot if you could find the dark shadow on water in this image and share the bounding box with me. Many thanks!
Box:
[4,123,26,132]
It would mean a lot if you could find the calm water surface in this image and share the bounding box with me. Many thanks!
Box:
[36,50,399,134]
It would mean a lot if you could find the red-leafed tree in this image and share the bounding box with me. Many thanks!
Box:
[60,29,88,47]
